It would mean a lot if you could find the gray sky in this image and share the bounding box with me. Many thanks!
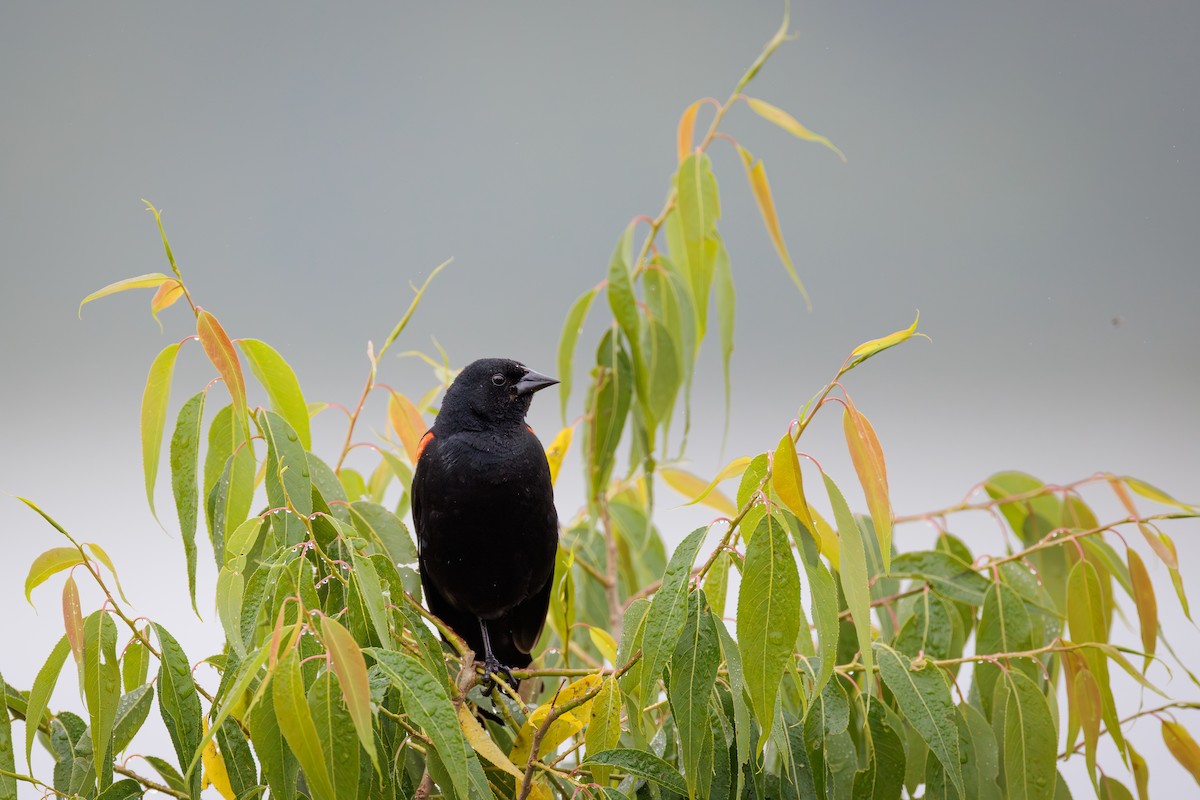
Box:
[3,2,1198,795]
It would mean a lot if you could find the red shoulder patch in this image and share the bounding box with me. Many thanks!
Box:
[527,425,535,435]
[416,431,434,461]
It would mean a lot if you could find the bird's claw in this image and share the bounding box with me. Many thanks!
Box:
[479,656,515,696]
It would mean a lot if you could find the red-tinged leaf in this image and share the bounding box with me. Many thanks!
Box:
[1110,479,1177,568]
[741,95,846,162]
[321,616,378,771]
[1127,549,1158,665]
[141,342,182,519]
[843,401,893,572]
[848,312,927,368]
[1162,720,1200,785]
[150,279,184,326]
[62,576,84,663]
[387,390,426,464]
[736,144,810,309]
[771,432,816,536]
[78,272,173,317]
[24,547,85,605]
[1159,533,1192,621]
[677,99,706,163]
[660,465,737,516]
[197,310,248,429]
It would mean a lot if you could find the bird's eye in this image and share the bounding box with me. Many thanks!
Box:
[492,374,507,386]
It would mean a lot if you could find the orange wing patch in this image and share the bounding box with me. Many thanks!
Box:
[416,431,434,461]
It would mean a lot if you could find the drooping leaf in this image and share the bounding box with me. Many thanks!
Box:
[713,233,736,442]
[510,675,603,765]
[637,527,707,703]
[1002,670,1058,800]
[974,582,1034,719]
[1127,549,1158,666]
[737,513,801,752]
[0,674,15,800]
[141,342,182,519]
[320,615,378,771]
[62,576,84,663]
[273,646,335,800]
[585,677,623,786]
[1162,720,1200,785]
[150,278,184,325]
[890,549,990,606]
[669,596,721,798]
[585,330,633,500]
[24,547,85,605]
[557,285,599,422]
[607,222,641,382]
[347,501,416,564]
[257,409,312,544]
[582,749,688,796]
[169,390,206,614]
[79,272,173,316]
[153,623,203,798]
[197,310,248,429]
[306,670,359,800]
[239,339,311,450]
[875,644,963,796]
[676,99,707,163]
[110,684,153,755]
[660,466,736,516]
[386,390,426,464]
[736,145,809,308]
[842,401,892,572]
[742,96,846,161]
[825,473,874,693]
[674,152,721,338]
[1123,476,1198,512]
[772,432,816,535]
[544,424,575,486]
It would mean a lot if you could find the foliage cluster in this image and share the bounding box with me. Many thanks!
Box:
[3,15,1200,800]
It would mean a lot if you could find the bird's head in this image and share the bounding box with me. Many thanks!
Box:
[438,358,559,430]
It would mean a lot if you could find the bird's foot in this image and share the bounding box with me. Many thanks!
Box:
[479,655,516,696]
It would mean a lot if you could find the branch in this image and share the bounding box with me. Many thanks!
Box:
[114,764,192,800]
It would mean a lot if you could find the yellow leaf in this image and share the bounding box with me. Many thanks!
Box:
[587,625,619,664]
[1110,479,1177,568]
[770,432,817,538]
[810,507,842,571]
[544,424,575,486]
[510,675,603,764]
[848,312,926,368]
[1123,476,1198,512]
[676,99,705,163]
[842,401,892,572]
[742,95,846,162]
[737,145,810,310]
[201,719,236,800]
[387,390,427,464]
[1127,549,1158,665]
[321,616,379,770]
[660,465,739,517]
[458,705,552,800]
[78,272,173,317]
[197,310,248,426]
[1162,720,1200,786]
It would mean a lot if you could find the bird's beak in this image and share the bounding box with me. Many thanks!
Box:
[515,368,559,396]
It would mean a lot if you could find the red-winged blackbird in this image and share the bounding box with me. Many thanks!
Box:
[412,358,559,687]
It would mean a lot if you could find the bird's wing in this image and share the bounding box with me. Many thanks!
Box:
[508,563,555,656]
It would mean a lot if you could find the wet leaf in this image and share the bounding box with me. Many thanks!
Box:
[24,636,70,768]
[582,749,688,796]
[669,598,720,797]
[169,390,206,614]
[637,527,707,703]
[320,615,378,771]
[273,647,335,800]
[1002,670,1057,800]
[511,675,603,765]
[111,684,153,755]
[585,677,622,785]
[772,432,816,535]
[737,513,800,752]
[153,623,202,798]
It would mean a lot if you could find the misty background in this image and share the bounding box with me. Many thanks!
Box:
[2,2,1197,795]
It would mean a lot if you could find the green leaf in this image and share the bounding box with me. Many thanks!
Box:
[668,596,721,798]
[974,583,1033,719]
[642,316,683,435]
[214,718,257,798]
[257,408,312,545]
[273,646,336,800]
[95,778,143,800]
[890,550,990,606]
[713,619,751,799]
[557,285,599,422]
[582,748,689,796]
[585,677,622,786]
[307,670,360,800]
[320,616,378,772]
[239,339,311,450]
[584,330,632,500]
[845,312,925,369]
[83,611,121,791]
[79,272,174,315]
[739,511,803,753]
[1099,776,1136,800]
[824,473,874,693]
[248,672,297,800]
[141,342,182,520]
[742,95,846,162]
[111,684,153,754]
[851,699,905,800]
[350,551,391,648]
[365,648,489,800]
[1002,670,1057,800]
[875,643,963,796]
[23,546,85,605]
[607,222,641,373]
[169,390,206,614]
[25,636,69,768]
[637,527,707,703]
[347,501,416,564]
[712,232,735,441]
[674,152,721,338]
[0,674,15,800]
[153,622,203,798]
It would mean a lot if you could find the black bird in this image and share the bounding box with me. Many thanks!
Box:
[412,358,560,687]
